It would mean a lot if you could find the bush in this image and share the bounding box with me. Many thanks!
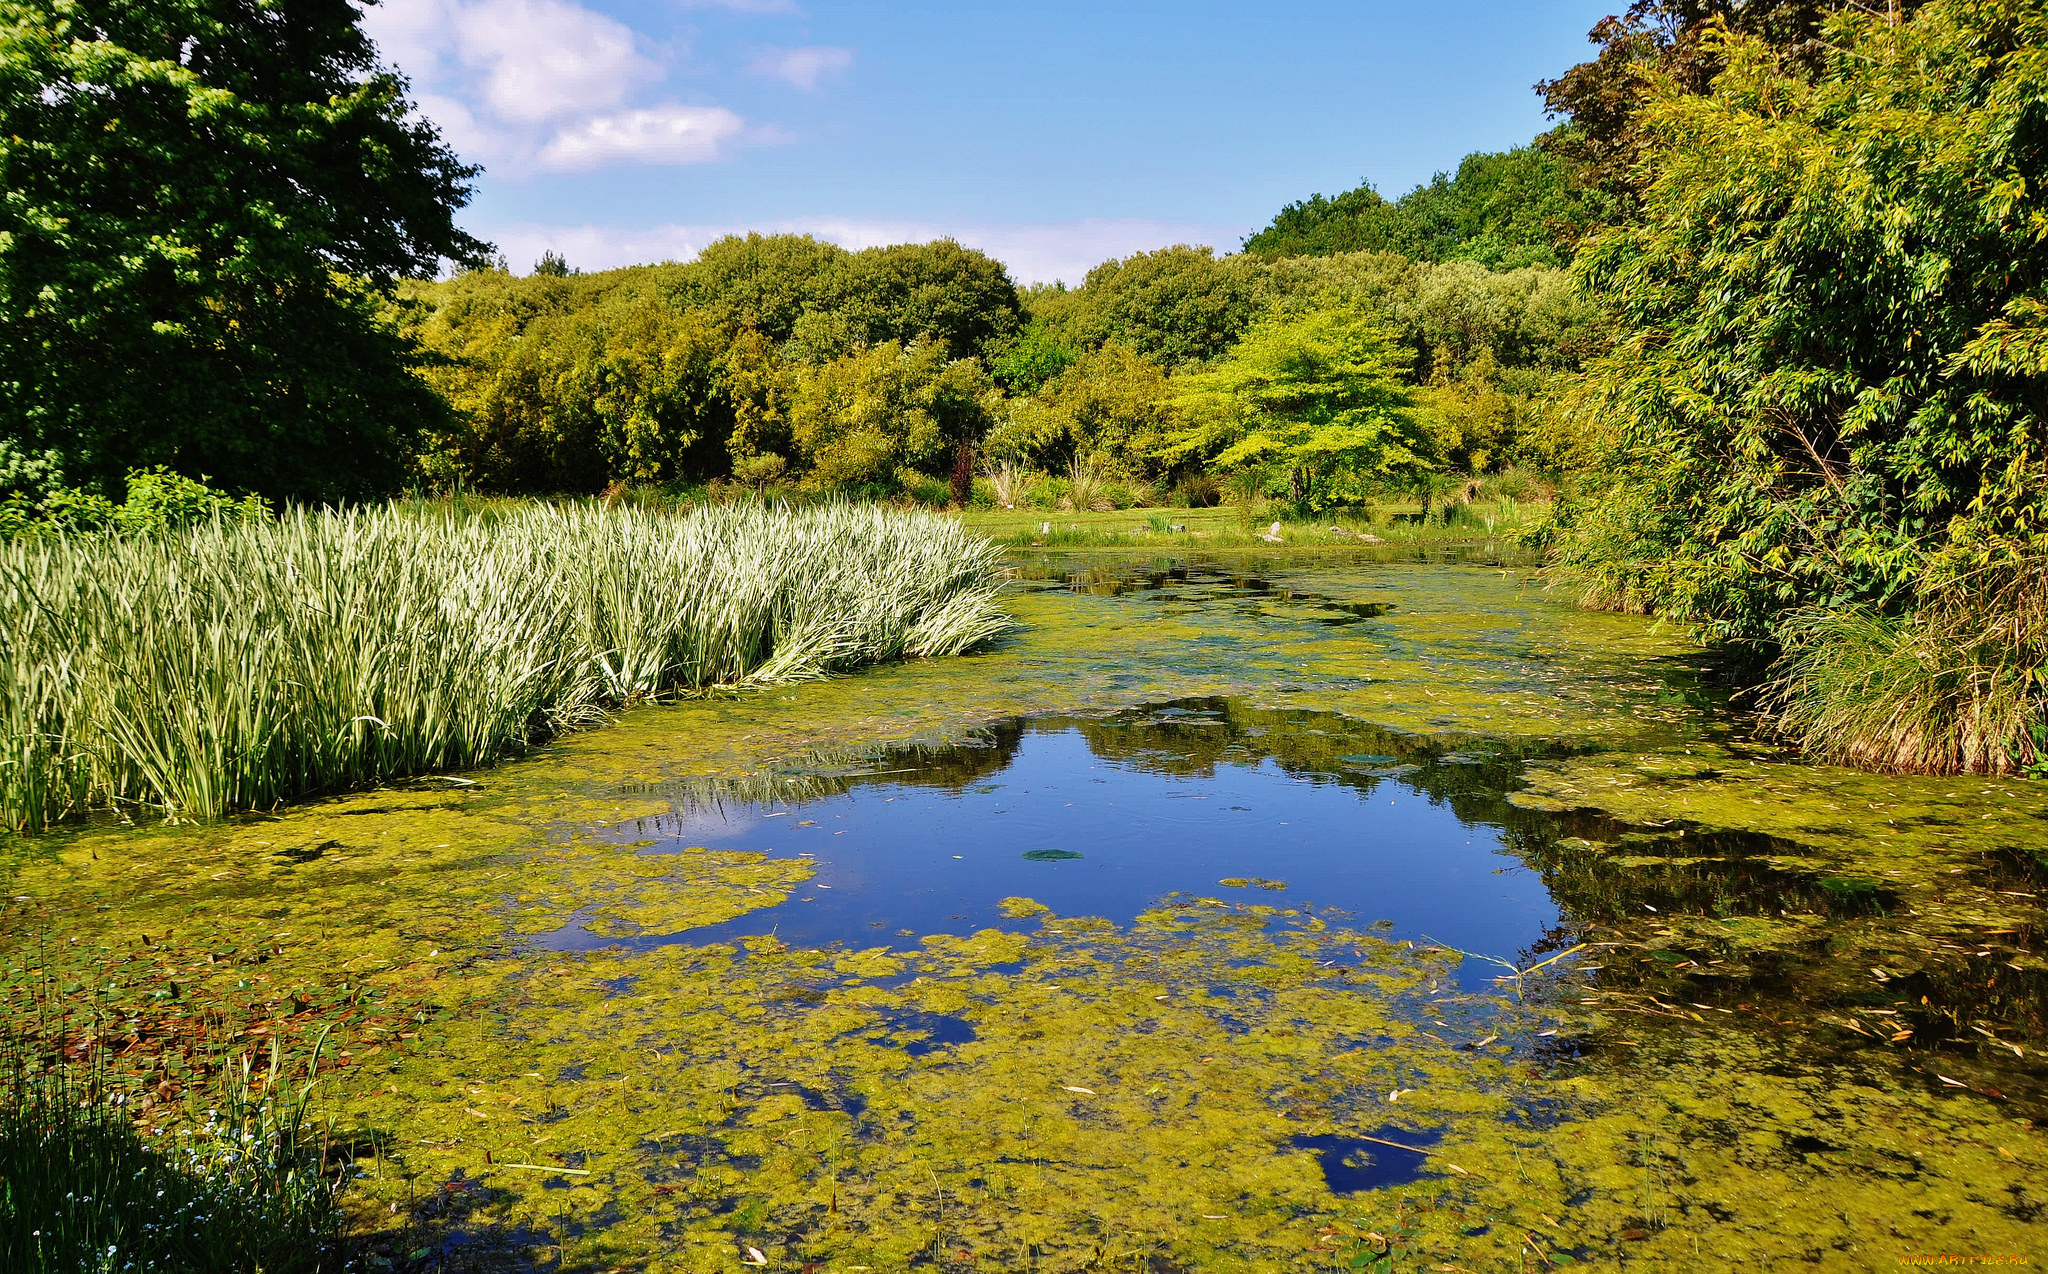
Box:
[1025,477,1069,510]
[1172,473,1222,508]
[1763,561,2048,775]
[0,468,269,541]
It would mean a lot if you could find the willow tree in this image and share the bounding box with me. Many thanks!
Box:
[1556,0,2048,772]
[0,0,487,502]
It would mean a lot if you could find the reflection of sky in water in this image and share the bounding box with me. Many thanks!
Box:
[547,720,1563,989]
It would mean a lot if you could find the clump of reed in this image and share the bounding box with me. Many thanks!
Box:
[0,503,1011,830]
[0,1036,342,1273]
[1762,559,2048,774]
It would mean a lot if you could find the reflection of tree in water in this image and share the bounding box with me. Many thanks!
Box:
[632,695,2044,1095]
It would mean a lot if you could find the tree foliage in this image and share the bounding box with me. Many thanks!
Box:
[787,342,993,486]
[1535,0,1925,200]
[404,268,725,494]
[1167,306,1428,509]
[1041,246,1260,369]
[1554,0,2048,647]
[0,0,487,502]
[667,234,1022,363]
[1243,146,1608,269]
[986,342,1176,475]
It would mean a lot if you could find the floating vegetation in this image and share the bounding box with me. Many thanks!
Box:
[2,554,2042,1268]
[0,503,1010,830]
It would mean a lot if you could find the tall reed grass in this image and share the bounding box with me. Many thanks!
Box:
[0,503,1011,830]
[1762,559,2048,774]
[0,1018,342,1273]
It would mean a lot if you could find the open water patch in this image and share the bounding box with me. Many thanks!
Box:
[542,698,1572,990]
[1292,1128,1447,1193]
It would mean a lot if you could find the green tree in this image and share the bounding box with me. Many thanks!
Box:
[1167,305,1428,508]
[407,269,724,493]
[833,239,1023,360]
[1559,0,2048,638]
[1060,246,1259,369]
[786,342,993,486]
[987,342,1175,476]
[669,233,848,343]
[1535,1,1924,201]
[1243,147,1607,268]
[989,317,1081,392]
[0,0,488,502]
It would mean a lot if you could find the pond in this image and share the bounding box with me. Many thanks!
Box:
[5,549,2044,1271]
[552,702,1566,987]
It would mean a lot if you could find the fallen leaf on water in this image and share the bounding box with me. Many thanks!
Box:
[742,1246,768,1265]
[1620,1228,1650,1240]
[1061,1085,1096,1095]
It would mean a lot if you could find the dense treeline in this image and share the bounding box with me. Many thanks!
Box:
[397,235,1601,511]
[1240,145,1610,269]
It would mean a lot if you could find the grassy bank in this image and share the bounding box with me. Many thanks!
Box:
[0,503,1009,831]
[961,497,1545,550]
[0,1050,341,1273]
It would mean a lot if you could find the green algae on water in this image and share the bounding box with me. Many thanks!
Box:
[4,551,2043,1270]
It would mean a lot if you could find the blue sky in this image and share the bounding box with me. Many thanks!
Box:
[361,0,1618,283]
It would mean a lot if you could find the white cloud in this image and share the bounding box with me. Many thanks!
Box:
[452,0,656,122]
[362,0,749,173]
[476,217,1254,286]
[749,45,851,91]
[537,106,747,170]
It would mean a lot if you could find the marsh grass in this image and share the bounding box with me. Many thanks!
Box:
[0,1023,341,1272]
[0,503,1010,829]
[1763,560,2048,774]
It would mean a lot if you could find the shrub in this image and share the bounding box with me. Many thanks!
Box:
[1172,473,1222,508]
[1763,561,2048,775]
[1064,459,1109,512]
[0,469,269,541]
[983,460,1029,509]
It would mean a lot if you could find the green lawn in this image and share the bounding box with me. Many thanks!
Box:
[957,500,1546,549]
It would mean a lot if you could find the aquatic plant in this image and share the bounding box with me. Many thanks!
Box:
[1762,561,2048,774]
[0,502,1010,829]
[0,1038,342,1273]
